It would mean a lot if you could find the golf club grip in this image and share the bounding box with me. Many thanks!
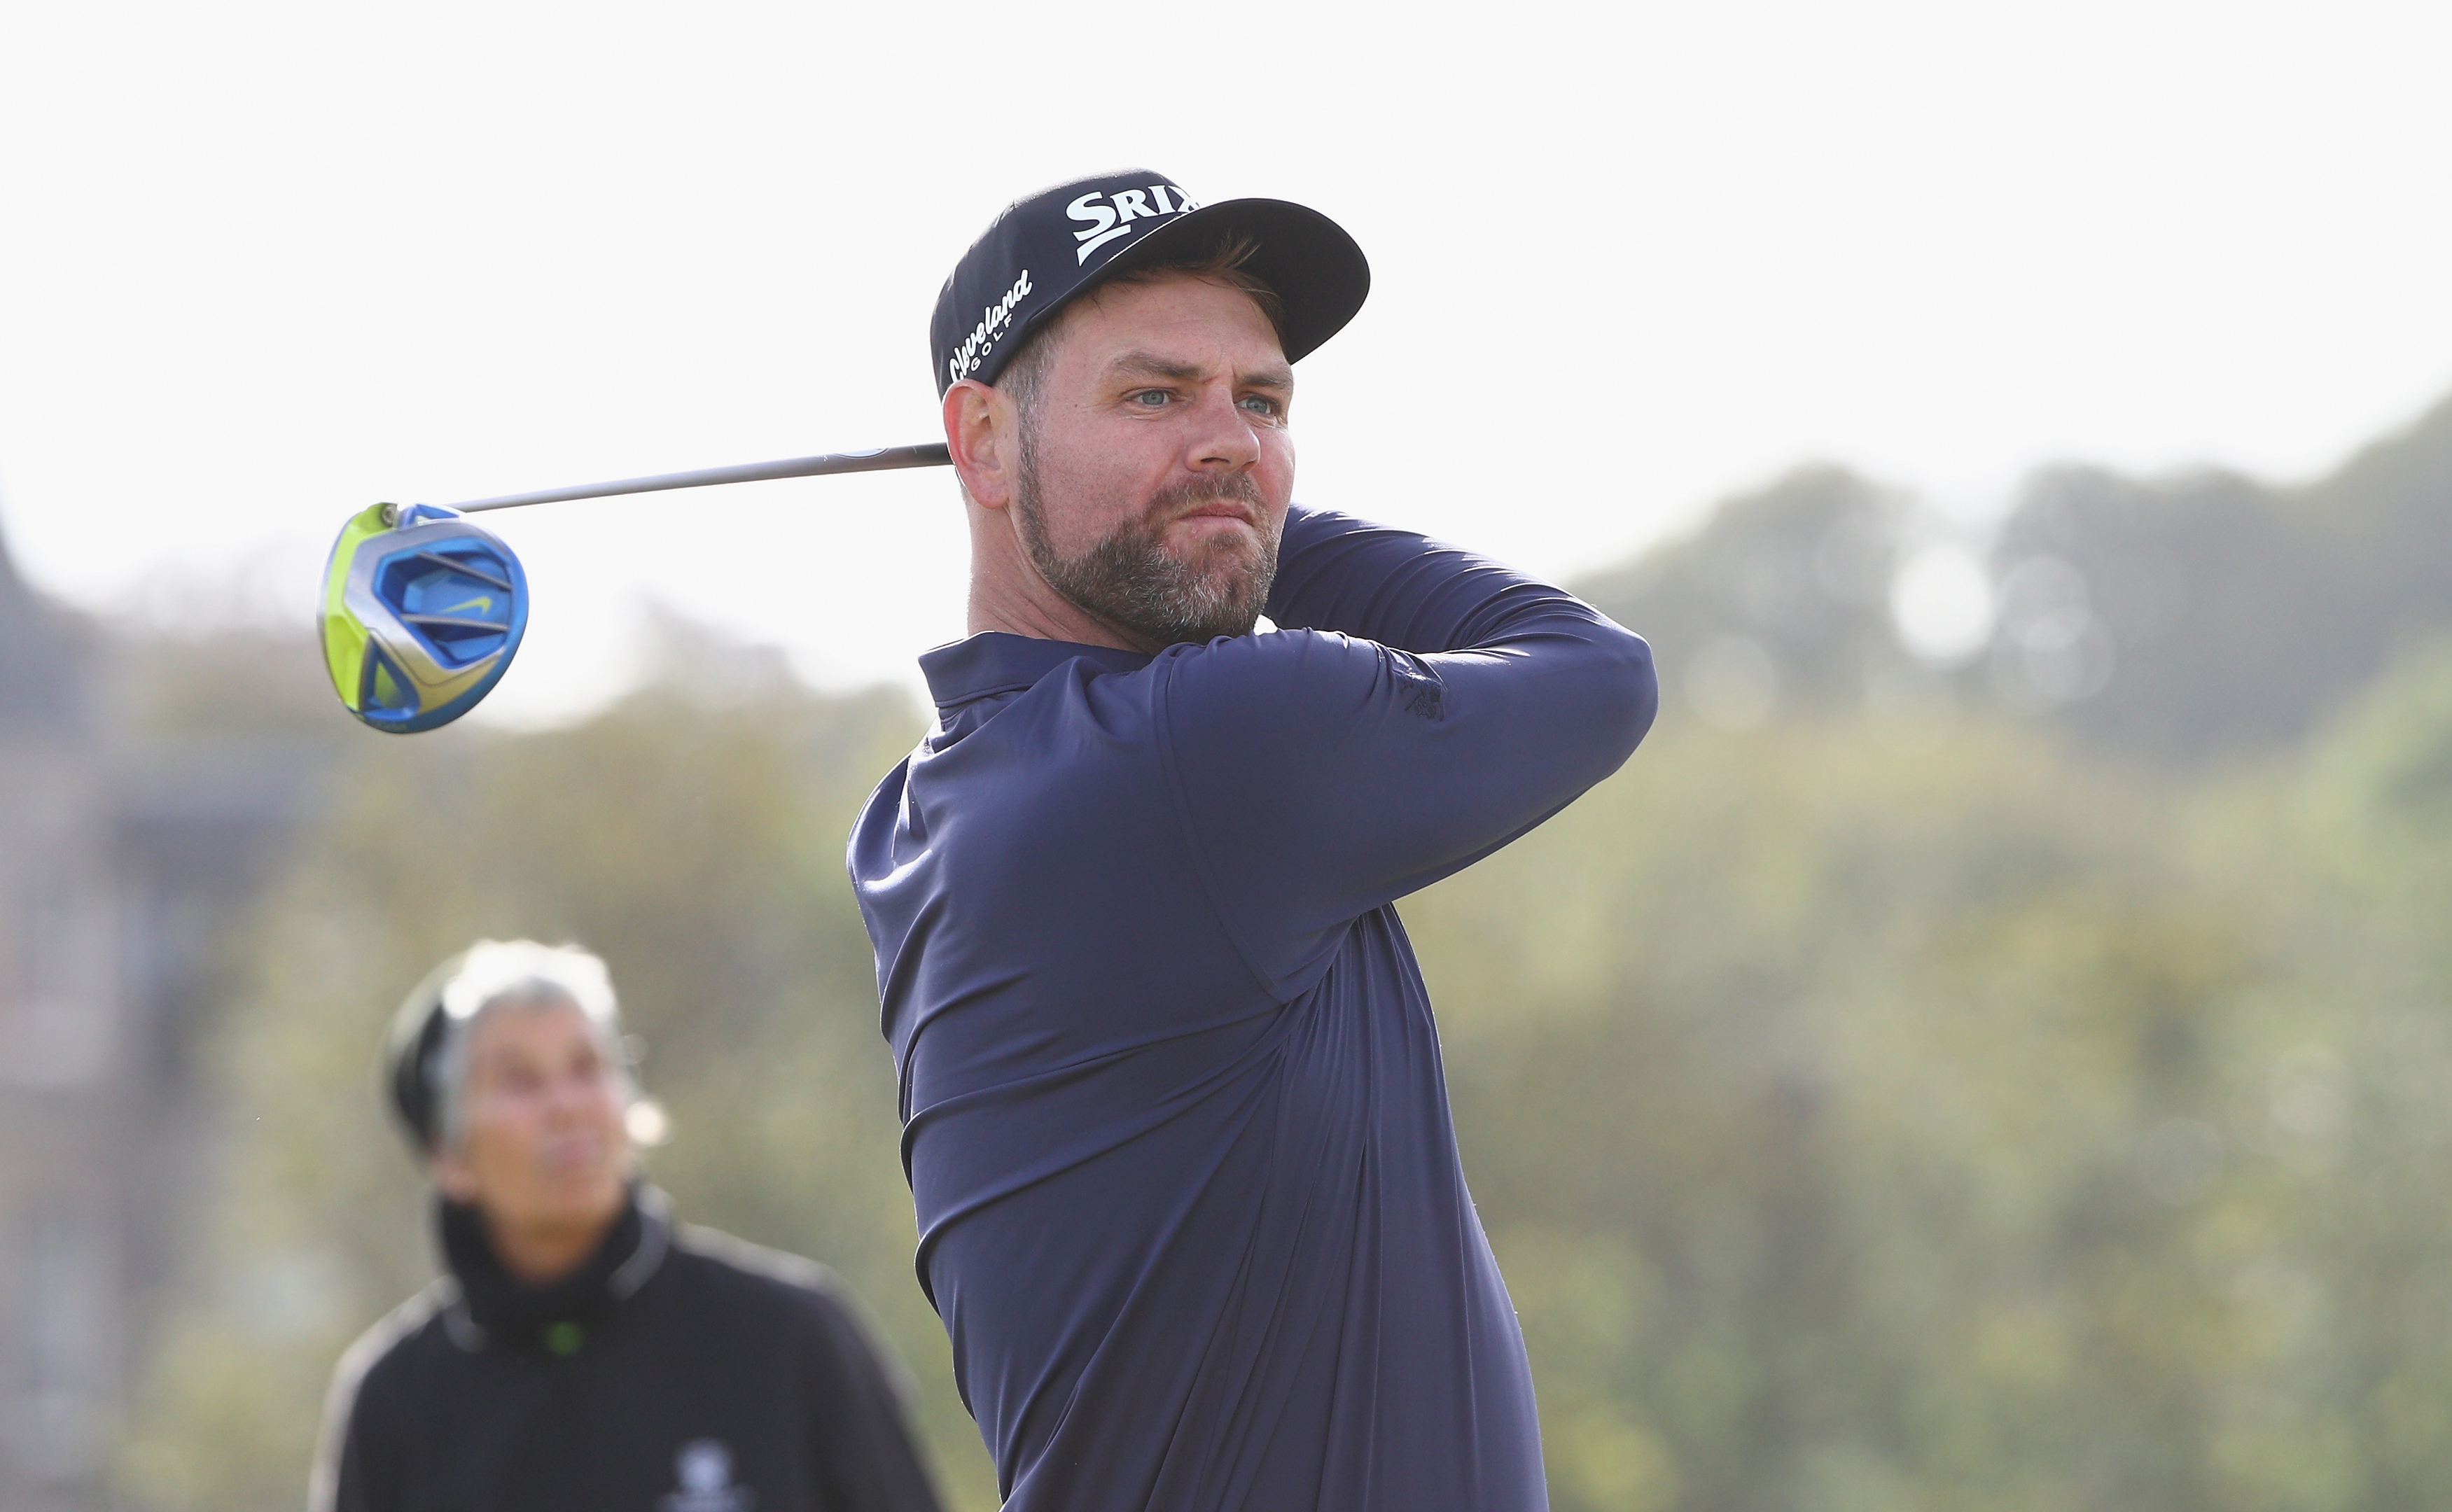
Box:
[450,442,952,512]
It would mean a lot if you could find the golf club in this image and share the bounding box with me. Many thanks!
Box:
[320,442,952,733]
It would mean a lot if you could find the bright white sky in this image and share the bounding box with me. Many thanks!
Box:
[3,0,2448,722]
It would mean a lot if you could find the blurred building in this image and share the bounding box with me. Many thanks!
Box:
[0,535,321,1510]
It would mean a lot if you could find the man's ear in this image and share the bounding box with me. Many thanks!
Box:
[945,379,1019,512]
[430,1147,478,1204]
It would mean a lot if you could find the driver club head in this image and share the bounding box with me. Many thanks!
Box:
[320,503,528,733]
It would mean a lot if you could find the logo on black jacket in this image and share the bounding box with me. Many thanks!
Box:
[660,1438,753,1512]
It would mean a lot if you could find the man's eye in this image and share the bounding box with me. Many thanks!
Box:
[1131,390,1171,407]
[1239,395,1281,417]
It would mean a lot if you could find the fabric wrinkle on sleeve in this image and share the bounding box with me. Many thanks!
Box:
[1159,505,1657,996]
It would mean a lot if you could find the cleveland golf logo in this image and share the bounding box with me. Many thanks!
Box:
[946,269,1035,388]
[1066,183,1199,263]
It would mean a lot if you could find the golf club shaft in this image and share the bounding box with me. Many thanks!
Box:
[450,442,952,513]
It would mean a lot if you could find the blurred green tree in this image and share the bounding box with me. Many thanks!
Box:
[1412,715,2263,1511]
[1575,465,1917,730]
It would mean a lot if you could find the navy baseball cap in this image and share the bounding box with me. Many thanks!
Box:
[931,169,1370,397]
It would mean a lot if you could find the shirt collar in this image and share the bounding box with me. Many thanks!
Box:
[919,632,1152,710]
[436,1183,671,1352]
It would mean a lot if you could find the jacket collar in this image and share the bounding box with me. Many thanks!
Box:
[438,1184,672,1354]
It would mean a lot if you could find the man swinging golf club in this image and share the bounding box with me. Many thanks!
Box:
[850,171,1659,1511]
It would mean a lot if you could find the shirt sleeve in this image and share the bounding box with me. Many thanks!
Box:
[1158,504,1657,994]
[799,1287,946,1512]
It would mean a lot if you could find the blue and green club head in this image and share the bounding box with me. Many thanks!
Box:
[321,503,528,733]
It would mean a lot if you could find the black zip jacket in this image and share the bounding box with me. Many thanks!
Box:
[312,1189,943,1512]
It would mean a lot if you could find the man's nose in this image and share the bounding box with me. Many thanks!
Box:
[541,1071,593,1118]
[1185,385,1261,471]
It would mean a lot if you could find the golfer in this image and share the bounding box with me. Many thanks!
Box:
[849,171,1658,1511]
[311,940,943,1512]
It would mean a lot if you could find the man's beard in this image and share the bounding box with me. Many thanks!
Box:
[1012,426,1279,650]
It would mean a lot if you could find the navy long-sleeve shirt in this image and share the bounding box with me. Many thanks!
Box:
[849,505,1656,1512]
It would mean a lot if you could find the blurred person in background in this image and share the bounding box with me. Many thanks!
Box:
[310,939,942,1512]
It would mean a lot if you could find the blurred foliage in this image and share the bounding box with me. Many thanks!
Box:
[107,391,2452,1511]
[1416,713,2249,1511]
[1575,465,1916,723]
[1993,392,2452,761]
[1407,640,2452,1511]
[1587,393,2452,768]
[111,634,1002,1511]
